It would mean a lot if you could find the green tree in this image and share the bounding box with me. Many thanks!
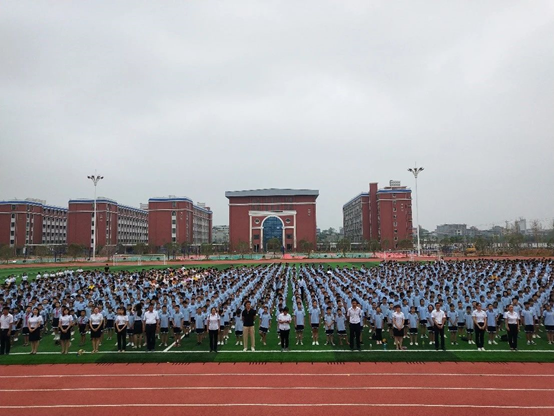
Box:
[298,240,314,257]
[34,245,50,262]
[134,243,147,255]
[266,238,281,258]
[67,244,84,261]
[0,245,13,264]
[235,240,250,259]
[368,239,381,254]
[337,238,351,256]
[201,243,213,260]
[397,239,413,250]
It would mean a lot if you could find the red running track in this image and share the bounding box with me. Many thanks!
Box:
[0,362,553,416]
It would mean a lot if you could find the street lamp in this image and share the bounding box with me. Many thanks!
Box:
[87,174,103,262]
[408,164,424,257]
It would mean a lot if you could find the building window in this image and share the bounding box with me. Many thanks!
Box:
[286,234,293,239]
[172,202,176,208]
[172,211,176,216]
[394,229,398,234]
[393,208,397,212]
[393,222,397,227]
[285,218,291,224]
[255,219,260,224]
[253,234,260,240]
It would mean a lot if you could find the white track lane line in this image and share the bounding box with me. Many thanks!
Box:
[1,404,553,410]
[2,372,554,379]
[0,386,552,393]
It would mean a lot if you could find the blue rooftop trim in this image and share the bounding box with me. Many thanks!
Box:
[148,197,193,203]
[376,189,412,194]
[43,205,68,212]
[225,188,319,198]
[0,200,44,207]
[119,204,147,214]
[68,198,118,204]
[0,200,67,211]
[342,193,369,208]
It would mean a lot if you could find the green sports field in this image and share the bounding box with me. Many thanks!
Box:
[1,261,553,365]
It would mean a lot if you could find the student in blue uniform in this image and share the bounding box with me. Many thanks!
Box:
[521,302,536,346]
[234,309,244,346]
[171,305,184,347]
[324,307,335,346]
[465,306,474,345]
[407,306,419,346]
[456,301,466,339]
[336,308,348,346]
[447,304,458,346]
[194,307,205,345]
[373,307,384,345]
[105,306,115,341]
[258,305,271,346]
[486,304,498,346]
[159,305,170,347]
[543,304,554,345]
[309,300,321,346]
[294,301,305,346]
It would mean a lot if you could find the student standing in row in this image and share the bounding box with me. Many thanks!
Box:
[171,306,184,347]
[159,305,170,348]
[431,302,446,351]
[347,299,362,351]
[504,304,520,351]
[77,310,88,346]
[115,307,128,352]
[472,303,487,351]
[543,304,554,345]
[309,300,321,346]
[143,303,160,352]
[258,306,271,346]
[336,308,348,346]
[58,307,73,354]
[207,307,220,353]
[447,304,458,346]
[407,306,419,346]
[89,307,104,353]
[392,305,405,350]
[277,307,291,352]
[28,307,43,355]
[324,307,335,346]
[294,301,305,346]
[234,309,244,346]
[0,307,14,355]
[521,302,536,346]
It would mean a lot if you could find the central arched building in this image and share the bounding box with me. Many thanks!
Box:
[225,188,319,252]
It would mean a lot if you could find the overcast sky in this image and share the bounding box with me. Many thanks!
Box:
[1,1,553,231]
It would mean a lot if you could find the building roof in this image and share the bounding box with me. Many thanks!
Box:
[342,192,370,208]
[225,188,319,198]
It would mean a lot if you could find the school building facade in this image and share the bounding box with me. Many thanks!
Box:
[225,188,319,252]
[343,181,413,249]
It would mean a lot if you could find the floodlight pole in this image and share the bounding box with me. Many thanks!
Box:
[87,175,103,262]
[408,164,424,257]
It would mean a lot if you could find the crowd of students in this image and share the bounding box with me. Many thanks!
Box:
[0,259,553,356]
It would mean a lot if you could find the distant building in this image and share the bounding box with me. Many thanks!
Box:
[343,181,413,249]
[225,188,318,252]
[67,198,148,250]
[0,199,67,249]
[435,224,467,239]
[212,225,229,244]
[148,196,212,247]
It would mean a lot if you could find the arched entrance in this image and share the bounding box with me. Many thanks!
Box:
[262,216,283,251]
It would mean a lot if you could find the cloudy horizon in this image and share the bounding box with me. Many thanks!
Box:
[1,1,553,231]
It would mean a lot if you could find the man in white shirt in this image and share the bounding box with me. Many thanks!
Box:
[143,303,160,352]
[0,307,14,355]
[347,299,362,351]
[431,302,446,351]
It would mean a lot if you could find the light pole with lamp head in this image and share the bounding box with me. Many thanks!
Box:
[87,175,103,262]
[408,165,424,257]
